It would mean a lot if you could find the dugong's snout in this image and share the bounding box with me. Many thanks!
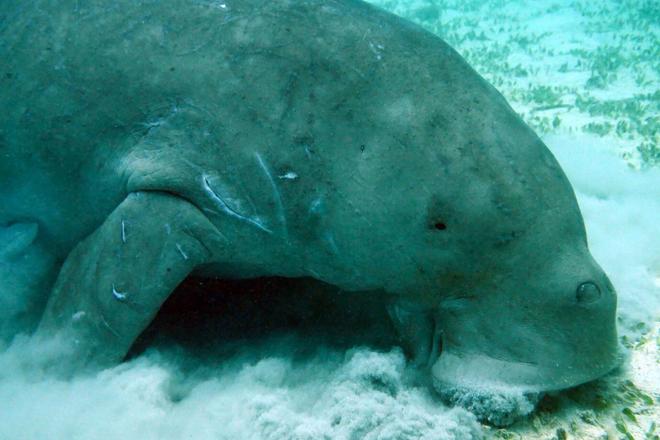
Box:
[433,275,619,387]
[395,249,621,425]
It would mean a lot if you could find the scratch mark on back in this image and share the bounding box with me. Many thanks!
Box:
[255,151,288,239]
[202,174,273,234]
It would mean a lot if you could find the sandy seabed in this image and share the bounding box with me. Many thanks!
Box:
[0,1,658,439]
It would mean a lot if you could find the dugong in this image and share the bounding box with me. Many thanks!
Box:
[1,0,618,423]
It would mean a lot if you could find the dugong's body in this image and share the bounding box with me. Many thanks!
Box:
[1,0,618,423]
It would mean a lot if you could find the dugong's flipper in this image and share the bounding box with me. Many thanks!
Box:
[34,191,221,373]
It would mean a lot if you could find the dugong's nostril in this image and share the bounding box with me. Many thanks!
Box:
[576,281,601,304]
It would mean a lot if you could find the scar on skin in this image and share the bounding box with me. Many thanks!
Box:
[112,284,128,302]
[176,243,189,260]
[323,230,340,255]
[310,196,323,213]
[278,171,298,180]
[100,314,120,338]
[202,173,273,234]
[255,152,288,237]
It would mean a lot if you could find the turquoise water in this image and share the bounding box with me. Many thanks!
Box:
[0,1,658,439]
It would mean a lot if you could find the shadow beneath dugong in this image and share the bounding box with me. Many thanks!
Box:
[129,276,400,360]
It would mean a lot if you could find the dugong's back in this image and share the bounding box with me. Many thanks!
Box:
[1,0,580,259]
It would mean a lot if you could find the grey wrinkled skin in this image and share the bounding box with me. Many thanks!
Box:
[0,0,619,423]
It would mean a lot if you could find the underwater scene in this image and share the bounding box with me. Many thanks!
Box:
[0,0,658,439]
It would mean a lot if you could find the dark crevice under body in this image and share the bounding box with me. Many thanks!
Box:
[128,276,400,360]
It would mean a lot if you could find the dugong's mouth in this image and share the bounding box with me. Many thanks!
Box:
[430,350,546,426]
[430,347,623,426]
[432,347,622,393]
[431,351,544,392]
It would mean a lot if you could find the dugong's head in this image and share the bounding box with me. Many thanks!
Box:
[346,125,620,426]
[355,81,621,425]
[387,241,619,425]
[429,244,619,399]
[429,241,618,425]
[373,122,620,423]
[378,138,620,423]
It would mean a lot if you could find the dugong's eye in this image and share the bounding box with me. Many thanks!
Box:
[576,281,601,304]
